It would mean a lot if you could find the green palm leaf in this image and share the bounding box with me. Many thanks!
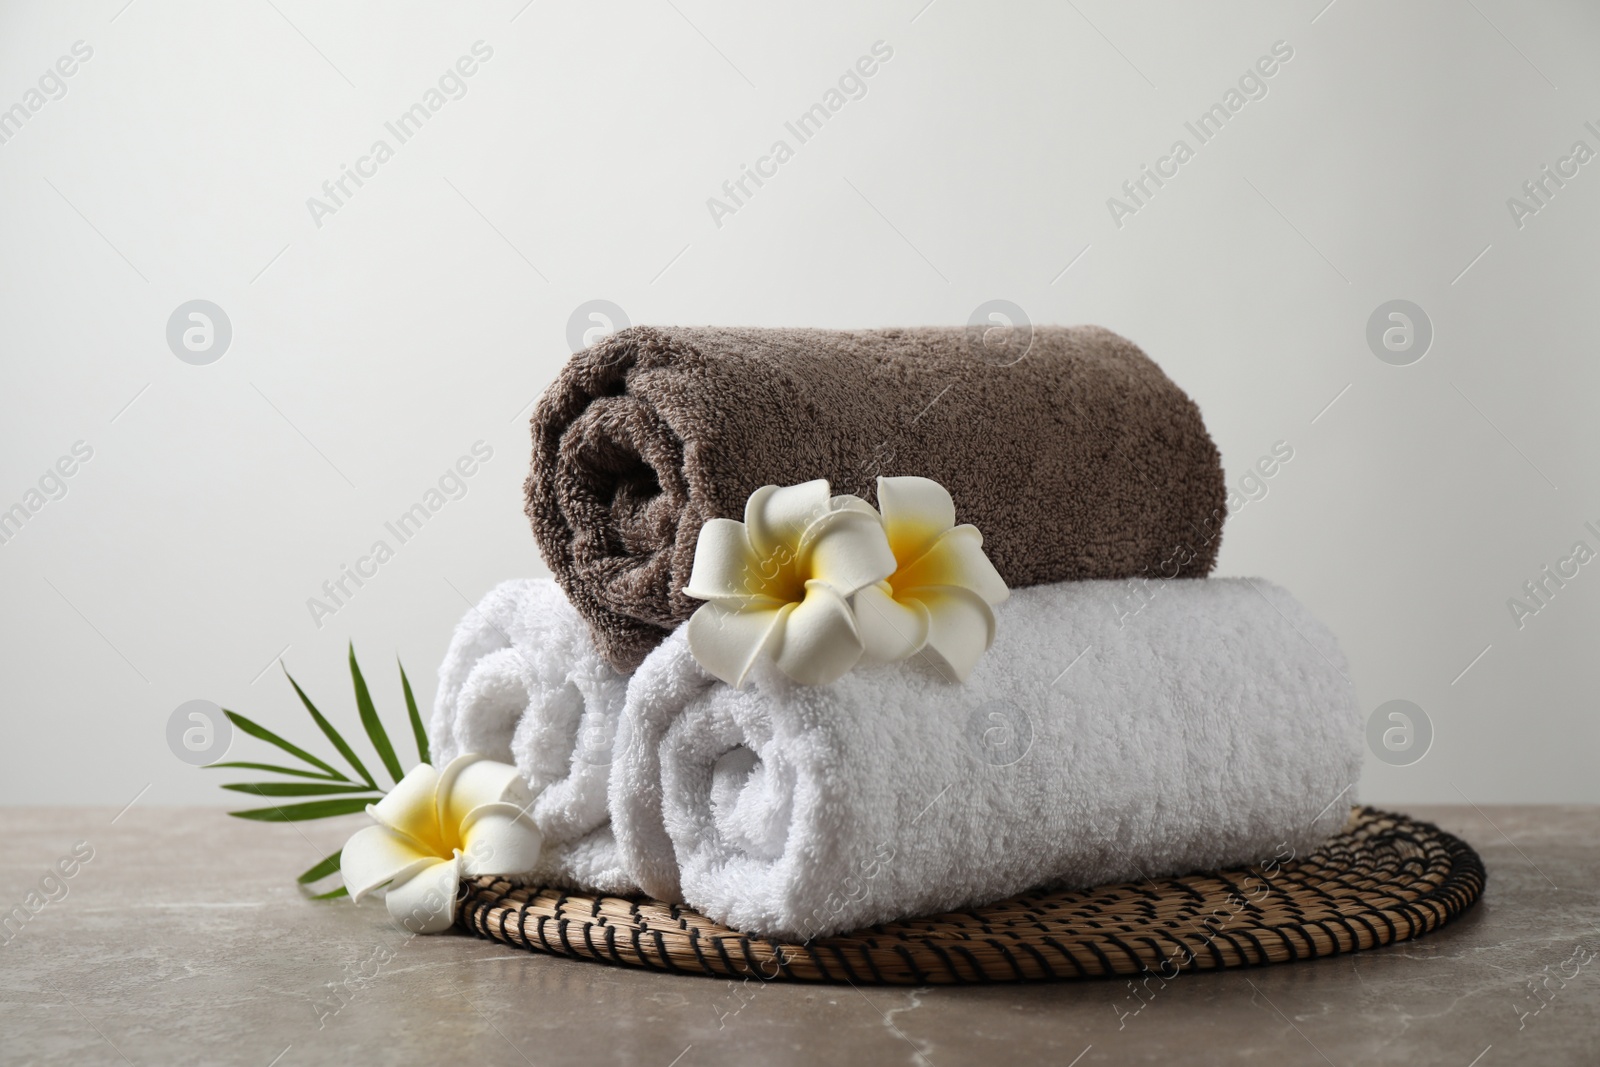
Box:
[222,782,380,798]
[203,761,347,781]
[297,848,343,885]
[223,711,347,781]
[228,797,375,822]
[399,659,429,766]
[204,651,435,895]
[350,644,403,785]
[285,668,377,789]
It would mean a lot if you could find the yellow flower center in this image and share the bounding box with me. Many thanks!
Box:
[403,809,460,859]
[745,543,809,604]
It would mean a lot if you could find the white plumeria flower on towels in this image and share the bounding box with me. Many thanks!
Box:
[684,479,898,687]
[850,476,1010,681]
[341,755,541,934]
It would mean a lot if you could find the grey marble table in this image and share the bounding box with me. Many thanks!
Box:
[2,805,1596,1066]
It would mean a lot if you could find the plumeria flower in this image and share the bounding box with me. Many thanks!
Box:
[851,476,1009,681]
[684,479,898,687]
[341,755,542,933]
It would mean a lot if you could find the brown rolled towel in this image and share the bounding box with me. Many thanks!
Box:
[526,325,1226,671]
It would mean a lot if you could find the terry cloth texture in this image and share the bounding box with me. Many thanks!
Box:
[610,577,1361,940]
[430,578,634,892]
[526,325,1227,671]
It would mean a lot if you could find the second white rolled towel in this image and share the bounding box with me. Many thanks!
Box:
[611,577,1362,940]
[430,578,633,892]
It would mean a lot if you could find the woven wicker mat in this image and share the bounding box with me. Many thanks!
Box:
[456,807,1484,984]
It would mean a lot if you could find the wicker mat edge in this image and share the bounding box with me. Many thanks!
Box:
[455,807,1486,984]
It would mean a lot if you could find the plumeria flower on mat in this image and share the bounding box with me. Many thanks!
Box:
[850,476,1009,681]
[684,476,1008,686]
[341,754,541,933]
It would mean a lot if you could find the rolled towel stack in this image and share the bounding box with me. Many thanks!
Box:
[431,324,1360,939]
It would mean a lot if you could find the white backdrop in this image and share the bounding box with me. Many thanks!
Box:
[2,0,1596,807]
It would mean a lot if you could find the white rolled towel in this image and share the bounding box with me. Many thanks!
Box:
[611,577,1362,940]
[431,578,633,892]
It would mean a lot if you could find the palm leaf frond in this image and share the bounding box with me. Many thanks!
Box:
[208,652,437,897]
[285,668,378,789]
[298,849,343,885]
[222,782,379,798]
[350,644,403,785]
[223,711,347,780]
[203,761,346,781]
[228,797,375,822]
[399,659,429,766]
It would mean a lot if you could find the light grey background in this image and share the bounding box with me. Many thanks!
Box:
[1,0,1595,807]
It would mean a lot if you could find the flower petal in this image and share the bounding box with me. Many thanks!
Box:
[829,494,878,517]
[368,762,445,855]
[895,525,1010,605]
[798,509,897,597]
[770,581,864,685]
[459,803,545,876]
[683,518,763,601]
[686,599,791,688]
[743,480,832,562]
[903,585,997,682]
[877,476,957,563]
[437,755,531,835]
[383,856,461,934]
[341,824,439,902]
[853,582,931,664]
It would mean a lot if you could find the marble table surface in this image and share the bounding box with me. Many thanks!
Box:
[2,804,1596,1066]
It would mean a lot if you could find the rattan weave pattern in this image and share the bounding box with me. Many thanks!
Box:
[456,807,1484,984]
